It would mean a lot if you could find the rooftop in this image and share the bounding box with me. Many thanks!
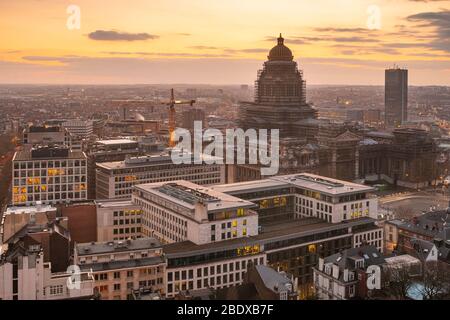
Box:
[134,181,256,212]
[213,173,374,197]
[96,139,137,146]
[324,245,385,270]
[388,209,450,240]
[96,152,221,170]
[94,199,140,209]
[255,265,293,293]
[79,256,164,272]
[13,148,85,161]
[163,217,377,258]
[4,204,56,215]
[76,238,161,256]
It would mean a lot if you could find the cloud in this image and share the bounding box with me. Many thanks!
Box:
[407,10,450,52]
[313,27,373,33]
[223,48,267,54]
[188,46,220,50]
[2,55,449,85]
[88,30,159,41]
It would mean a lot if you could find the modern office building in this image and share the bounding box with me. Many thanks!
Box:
[213,173,379,226]
[22,125,71,148]
[62,119,94,139]
[95,199,143,242]
[132,180,258,245]
[385,67,408,128]
[128,174,382,298]
[12,146,88,205]
[86,138,142,199]
[74,238,165,300]
[162,216,381,298]
[96,153,225,200]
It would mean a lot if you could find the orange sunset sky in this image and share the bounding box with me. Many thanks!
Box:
[0,0,449,85]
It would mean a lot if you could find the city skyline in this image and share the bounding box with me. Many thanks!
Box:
[0,0,449,85]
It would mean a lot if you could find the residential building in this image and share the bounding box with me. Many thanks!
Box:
[216,264,298,300]
[384,207,450,264]
[4,221,71,273]
[0,245,95,300]
[313,246,386,300]
[0,204,57,243]
[74,238,165,300]
[61,202,98,244]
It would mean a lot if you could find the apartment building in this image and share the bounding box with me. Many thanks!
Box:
[74,238,165,300]
[132,180,258,245]
[95,199,143,242]
[0,243,94,300]
[0,204,57,243]
[313,246,386,300]
[12,146,87,205]
[96,153,225,200]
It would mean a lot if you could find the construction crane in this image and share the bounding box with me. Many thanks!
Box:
[165,88,195,147]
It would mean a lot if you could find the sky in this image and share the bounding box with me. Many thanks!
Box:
[0,0,449,85]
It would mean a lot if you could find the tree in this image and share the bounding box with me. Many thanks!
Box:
[420,262,450,300]
[382,265,415,299]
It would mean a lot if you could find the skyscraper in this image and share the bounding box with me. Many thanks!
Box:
[385,67,408,128]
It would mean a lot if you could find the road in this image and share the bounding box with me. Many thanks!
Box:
[379,189,450,217]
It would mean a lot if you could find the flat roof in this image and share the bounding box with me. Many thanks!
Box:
[97,152,222,170]
[96,139,137,145]
[135,180,256,212]
[163,217,377,258]
[94,199,140,208]
[80,256,164,272]
[13,150,86,161]
[4,204,57,215]
[76,238,161,256]
[214,173,374,197]
[385,254,421,266]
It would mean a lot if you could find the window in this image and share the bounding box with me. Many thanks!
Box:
[114,283,121,291]
[50,285,64,296]
[114,272,121,279]
[127,271,133,278]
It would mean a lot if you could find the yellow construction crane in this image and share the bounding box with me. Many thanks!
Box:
[166,88,195,147]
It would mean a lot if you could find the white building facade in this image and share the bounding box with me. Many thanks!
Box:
[96,154,225,200]
[12,147,87,205]
[132,181,258,245]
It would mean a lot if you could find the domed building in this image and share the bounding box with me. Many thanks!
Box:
[239,34,318,139]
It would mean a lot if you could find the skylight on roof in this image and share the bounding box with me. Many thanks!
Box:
[363,254,370,259]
